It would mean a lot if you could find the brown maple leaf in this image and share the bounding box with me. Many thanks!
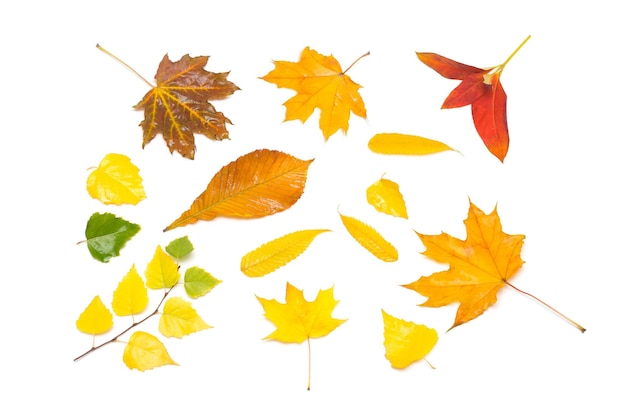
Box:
[403,201,585,332]
[97,45,240,159]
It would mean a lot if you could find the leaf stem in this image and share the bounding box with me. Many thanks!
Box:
[73,284,175,362]
[343,51,370,74]
[96,44,155,88]
[504,280,586,333]
[499,35,531,72]
[307,337,311,391]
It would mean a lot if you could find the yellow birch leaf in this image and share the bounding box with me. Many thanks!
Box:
[76,296,114,335]
[86,153,146,205]
[159,297,211,338]
[368,133,457,155]
[366,178,408,219]
[123,331,178,371]
[339,212,398,262]
[382,310,438,369]
[145,245,180,289]
[112,264,149,316]
[241,229,331,277]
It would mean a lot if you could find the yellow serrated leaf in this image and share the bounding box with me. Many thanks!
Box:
[145,245,180,289]
[366,178,408,219]
[241,229,330,277]
[159,297,211,338]
[339,212,398,262]
[112,264,149,316]
[76,296,114,335]
[86,153,146,205]
[382,310,438,369]
[368,133,457,155]
[123,331,178,371]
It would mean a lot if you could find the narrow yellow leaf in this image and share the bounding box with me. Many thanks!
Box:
[112,264,149,316]
[368,133,457,155]
[366,178,408,219]
[339,212,398,262]
[145,245,180,289]
[76,296,113,335]
[123,331,178,371]
[382,310,438,369]
[86,153,146,205]
[159,297,211,338]
[241,229,331,277]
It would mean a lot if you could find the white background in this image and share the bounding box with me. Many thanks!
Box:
[1,1,624,416]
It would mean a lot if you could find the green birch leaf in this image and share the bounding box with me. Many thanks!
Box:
[165,236,194,259]
[84,212,140,262]
[184,266,221,298]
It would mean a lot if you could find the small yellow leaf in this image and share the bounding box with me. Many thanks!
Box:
[366,178,408,219]
[339,212,398,262]
[145,245,180,289]
[159,297,211,338]
[368,133,457,155]
[123,331,178,371]
[382,310,438,369]
[112,264,149,316]
[241,229,330,277]
[76,296,113,335]
[86,153,146,205]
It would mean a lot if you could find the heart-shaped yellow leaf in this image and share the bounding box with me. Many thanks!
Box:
[382,310,438,369]
[123,331,178,371]
[366,177,408,219]
[159,297,211,338]
[86,153,146,205]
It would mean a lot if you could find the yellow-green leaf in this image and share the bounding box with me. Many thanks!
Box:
[86,153,146,205]
[159,297,211,338]
[241,229,331,277]
[382,310,438,369]
[76,296,113,335]
[112,264,149,316]
[145,245,180,289]
[123,331,178,371]
[368,133,457,155]
[366,178,408,219]
[339,212,398,262]
[184,267,221,299]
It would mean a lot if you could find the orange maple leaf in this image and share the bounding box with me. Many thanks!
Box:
[261,47,369,140]
[97,45,239,160]
[403,201,525,330]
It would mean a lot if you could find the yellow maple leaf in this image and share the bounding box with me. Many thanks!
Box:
[403,201,525,330]
[339,212,398,262]
[366,177,408,219]
[257,282,346,389]
[86,153,146,205]
[261,47,368,139]
[145,245,180,289]
[112,264,149,317]
[159,297,211,338]
[240,229,330,277]
[382,310,438,369]
[123,331,178,371]
[76,296,113,335]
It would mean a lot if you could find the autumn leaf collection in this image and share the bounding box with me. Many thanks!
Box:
[75,37,585,389]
